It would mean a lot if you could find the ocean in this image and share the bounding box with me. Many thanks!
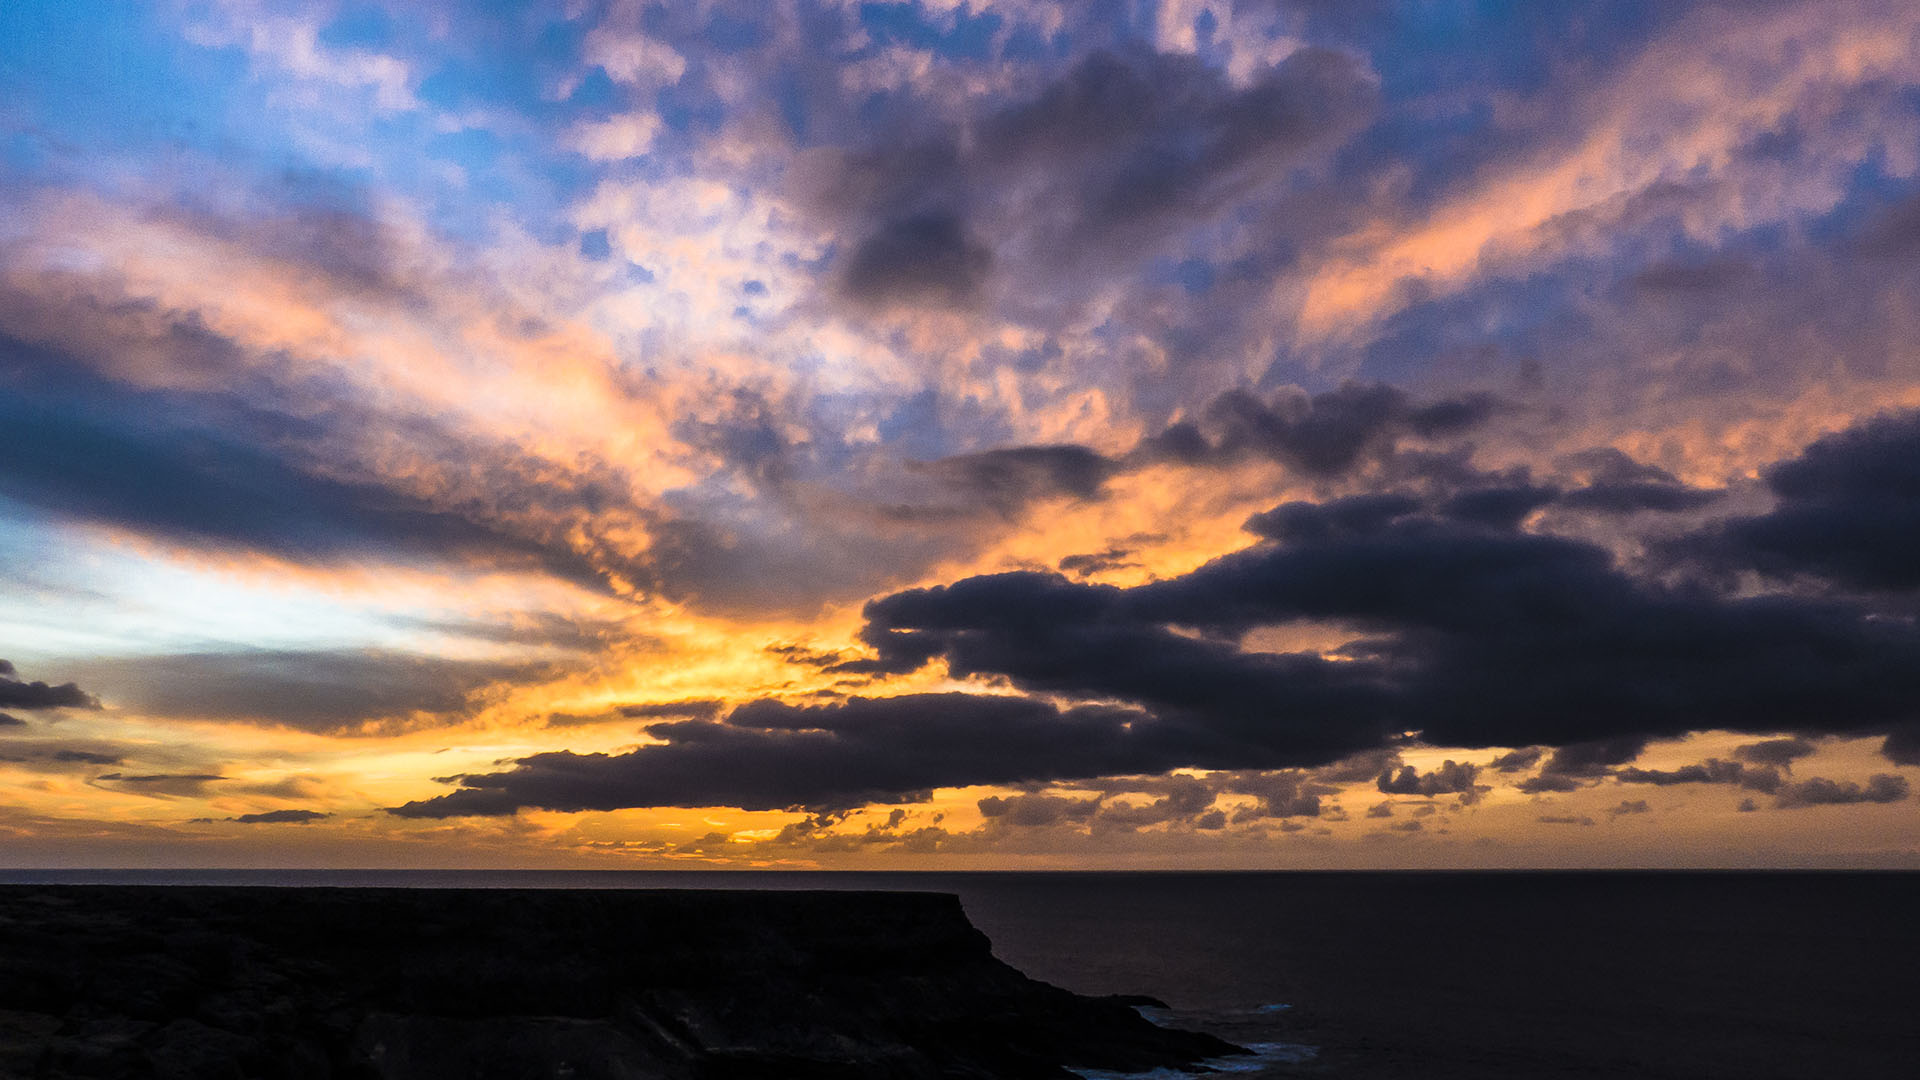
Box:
[4,869,1912,1078]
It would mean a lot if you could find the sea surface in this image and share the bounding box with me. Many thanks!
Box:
[4,869,1914,1078]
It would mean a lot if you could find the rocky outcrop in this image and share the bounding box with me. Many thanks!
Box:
[0,886,1241,1079]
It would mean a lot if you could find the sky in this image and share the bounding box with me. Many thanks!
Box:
[2,0,1919,869]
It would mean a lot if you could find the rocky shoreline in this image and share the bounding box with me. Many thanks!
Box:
[0,885,1242,1079]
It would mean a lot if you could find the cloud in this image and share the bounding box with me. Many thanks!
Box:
[1882,727,1920,767]
[1514,741,1647,793]
[56,750,124,766]
[977,792,1102,828]
[803,40,1375,313]
[1732,738,1817,768]
[0,336,604,585]
[1219,769,1332,819]
[1057,545,1146,578]
[229,809,332,824]
[1138,383,1498,478]
[878,381,1501,525]
[95,772,227,797]
[75,649,548,732]
[1615,759,1783,794]
[1376,760,1486,804]
[838,212,993,309]
[920,444,1119,515]
[0,659,99,711]
[0,743,130,771]
[566,112,663,161]
[0,713,24,728]
[1557,481,1723,516]
[397,403,1920,820]
[389,693,1173,816]
[1689,409,1920,591]
[1489,747,1546,773]
[618,699,726,721]
[1773,774,1909,810]
[856,462,1920,765]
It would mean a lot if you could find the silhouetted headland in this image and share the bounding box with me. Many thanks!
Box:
[0,885,1240,1078]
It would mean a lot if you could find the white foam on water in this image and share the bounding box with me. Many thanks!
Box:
[1068,1039,1318,1080]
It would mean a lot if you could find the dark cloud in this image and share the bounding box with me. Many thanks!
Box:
[1615,759,1782,794]
[390,693,1174,816]
[396,409,1920,818]
[0,713,25,728]
[0,743,132,770]
[1538,815,1596,826]
[1438,485,1559,530]
[921,445,1119,514]
[1629,256,1756,293]
[95,772,226,797]
[1773,774,1909,810]
[1551,449,1722,515]
[896,382,1500,522]
[1140,383,1498,478]
[1690,409,1920,591]
[618,699,726,721]
[1850,192,1920,258]
[229,809,331,824]
[1609,799,1651,817]
[806,42,1375,311]
[390,685,1353,820]
[0,659,99,711]
[1537,738,1651,779]
[1058,546,1141,578]
[1489,747,1546,773]
[766,642,850,668]
[0,335,604,585]
[54,750,124,766]
[836,427,1920,782]
[671,389,797,496]
[839,212,992,309]
[1376,760,1485,803]
[849,570,1404,765]
[1245,492,1424,544]
[1514,737,1644,794]
[1088,775,1224,831]
[1217,769,1331,819]
[1558,481,1723,515]
[977,792,1102,827]
[1308,746,1403,784]
[1882,726,1920,767]
[73,649,545,732]
[1515,773,1584,794]
[1732,738,1817,767]
[164,175,417,300]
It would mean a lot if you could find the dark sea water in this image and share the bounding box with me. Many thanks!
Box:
[5,869,1914,1078]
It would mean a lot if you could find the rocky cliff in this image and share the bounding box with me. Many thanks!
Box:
[0,886,1242,1079]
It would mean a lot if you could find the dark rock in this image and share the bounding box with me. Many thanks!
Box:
[0,886,1242,1079]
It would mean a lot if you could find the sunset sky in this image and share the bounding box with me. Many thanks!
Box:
[3,0,1919,869]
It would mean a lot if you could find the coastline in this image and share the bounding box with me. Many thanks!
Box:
[0,883,1239,1079]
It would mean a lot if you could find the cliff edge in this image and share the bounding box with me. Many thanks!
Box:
[0,885,1242,1079]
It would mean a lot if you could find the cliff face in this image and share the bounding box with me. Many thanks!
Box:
[0,886,1241,1080]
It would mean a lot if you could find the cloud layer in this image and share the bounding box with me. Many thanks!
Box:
[3,0,1919,864]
